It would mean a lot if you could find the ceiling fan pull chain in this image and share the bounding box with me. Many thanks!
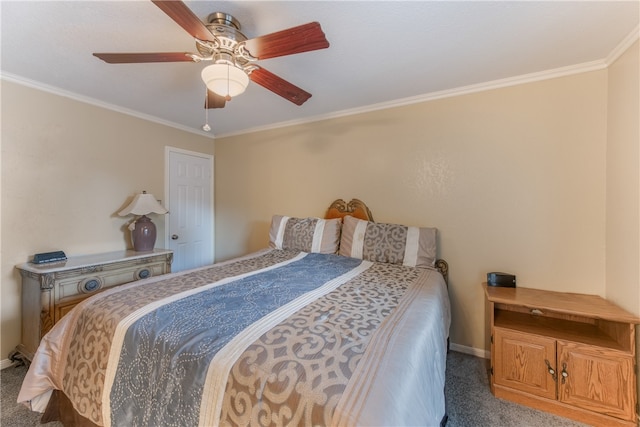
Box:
[202,85,211,132]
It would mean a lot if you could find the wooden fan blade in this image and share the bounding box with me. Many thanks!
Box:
[243,22,329,60]
[249,67,311,106]
[93,52,195,63]
[151,0,215,42]
[206,90,226,109]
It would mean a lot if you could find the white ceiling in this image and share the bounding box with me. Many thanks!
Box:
[2,1,638,138]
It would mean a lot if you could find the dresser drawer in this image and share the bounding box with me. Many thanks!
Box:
[55,260,168,305]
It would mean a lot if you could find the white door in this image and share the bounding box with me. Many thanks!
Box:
[165,147,214,272]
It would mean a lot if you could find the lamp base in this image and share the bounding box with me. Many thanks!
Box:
[131,215,156,252]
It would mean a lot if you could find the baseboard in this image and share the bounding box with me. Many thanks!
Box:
[450,342,490,359]
[1,358,17,370]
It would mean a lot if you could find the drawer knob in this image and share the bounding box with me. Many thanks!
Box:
[135,268,152,280]
[171,234,179,240]
[78,277,103,294]
[561,363,569,384]
[544,359,557,382]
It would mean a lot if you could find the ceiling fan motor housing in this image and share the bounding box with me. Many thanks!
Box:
[195,12,253,67]
[207,12,241,30]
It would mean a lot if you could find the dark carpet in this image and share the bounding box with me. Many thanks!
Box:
[1,351,588,426]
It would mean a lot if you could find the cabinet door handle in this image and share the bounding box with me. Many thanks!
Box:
[544,359,557,382]
[561,362,568,384]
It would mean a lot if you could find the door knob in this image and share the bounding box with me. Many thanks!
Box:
[171,234,179,240]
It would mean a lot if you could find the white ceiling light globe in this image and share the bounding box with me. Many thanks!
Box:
[201,64,249,98]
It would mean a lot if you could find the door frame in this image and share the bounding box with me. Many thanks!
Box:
[164,146,215,263]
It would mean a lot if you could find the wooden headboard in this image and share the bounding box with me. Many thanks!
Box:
[434,259,449,285]
[325,198,449,285]
[325,198,374,222]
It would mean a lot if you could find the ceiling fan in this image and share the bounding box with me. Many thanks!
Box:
[93,0,330,109]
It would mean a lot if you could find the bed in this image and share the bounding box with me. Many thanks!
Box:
[18,199,451,426]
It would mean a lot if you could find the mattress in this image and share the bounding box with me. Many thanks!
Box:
[18,249,450,426]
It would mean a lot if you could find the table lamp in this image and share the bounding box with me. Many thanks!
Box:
[118,191,168,251]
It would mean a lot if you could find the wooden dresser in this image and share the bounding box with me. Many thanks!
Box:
[484,283,640,427]
[14,249,173,362]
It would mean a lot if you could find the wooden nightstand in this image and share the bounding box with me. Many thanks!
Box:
[484,283,640,427]
[13,249,173,362]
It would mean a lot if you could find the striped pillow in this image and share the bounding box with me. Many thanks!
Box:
[339,215,437,267]
[269,215,342,254]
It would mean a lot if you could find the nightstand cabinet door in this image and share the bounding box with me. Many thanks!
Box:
[558,341,636,421]
[494,327,557,400]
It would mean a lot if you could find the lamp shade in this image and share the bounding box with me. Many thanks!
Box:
[118,191,168,216]
[201,63,249,97]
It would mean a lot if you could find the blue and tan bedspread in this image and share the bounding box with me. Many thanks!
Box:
[18,249,450,426]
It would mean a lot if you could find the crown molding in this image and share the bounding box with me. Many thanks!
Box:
[216,25,640,139]
[0,72,215,139]
[606,24,640,66]
[215,58,608,139]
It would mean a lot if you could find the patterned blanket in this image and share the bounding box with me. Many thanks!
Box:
[19,249,450,426]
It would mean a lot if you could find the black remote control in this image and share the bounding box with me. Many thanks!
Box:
[32,251,67,264]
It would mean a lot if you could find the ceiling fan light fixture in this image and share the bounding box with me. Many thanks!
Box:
[201,63,249,98]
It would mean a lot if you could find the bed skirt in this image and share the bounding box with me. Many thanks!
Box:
[41,390,98,427]
[40,392,449,427]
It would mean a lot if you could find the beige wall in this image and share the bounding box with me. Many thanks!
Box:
[215,70,609,352]
[0,81,214,359]
[606,40,640,315]
[604,41,640,400]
